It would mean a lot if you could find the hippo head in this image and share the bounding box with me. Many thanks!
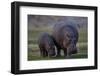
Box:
[63,32,78,55]
[46,42,56,57]
[47,45,56,57]
[67,39,78,55]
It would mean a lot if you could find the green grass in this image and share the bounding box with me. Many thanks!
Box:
[28,27,88,61]
[28,53,87,61]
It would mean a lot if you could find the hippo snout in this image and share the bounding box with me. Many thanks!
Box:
[71,47,78,54]
[67,44,78,55]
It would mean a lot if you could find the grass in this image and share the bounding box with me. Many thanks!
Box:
[28,26,88,61]
[28,53,87,60]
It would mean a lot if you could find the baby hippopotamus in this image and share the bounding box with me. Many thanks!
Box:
[52,21,79,57]
[38,32,56,57]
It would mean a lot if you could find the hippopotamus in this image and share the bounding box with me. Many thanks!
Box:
[38,32,56,57]
[52,21,79,57]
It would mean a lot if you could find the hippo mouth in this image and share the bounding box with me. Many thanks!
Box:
[70,49,77,54]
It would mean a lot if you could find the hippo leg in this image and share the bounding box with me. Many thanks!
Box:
[67,49,72,57]
[63,48,67,57]
[44,50,48,57]
[40,48,47,57]
[40,48,43,57]
[63,48,71,58]
[56,47,61,57]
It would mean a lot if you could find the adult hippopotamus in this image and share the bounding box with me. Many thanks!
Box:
[38,32,56,57]
[52,21,79,57]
